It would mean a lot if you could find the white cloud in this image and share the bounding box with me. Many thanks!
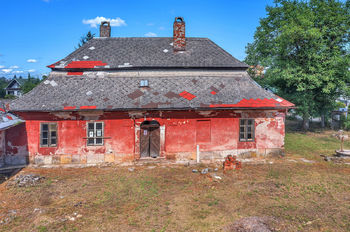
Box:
[10,65,19,69]
[13,70,24,74]
[1,69,12,73]
[145,32,157,37]
[27,59,37,63]
[82,16,126,28]
[0,65,4,69]
[28,69,36,73]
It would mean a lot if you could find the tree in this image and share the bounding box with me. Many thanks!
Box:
[77,31,95,48]
[245,0,350,130]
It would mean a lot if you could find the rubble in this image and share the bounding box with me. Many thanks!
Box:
[225,216,276,232]
[9,173,45,187]
[223,155,242,171]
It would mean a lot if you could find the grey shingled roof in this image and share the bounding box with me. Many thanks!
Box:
[9,71,291,112]
[49,37,248,70]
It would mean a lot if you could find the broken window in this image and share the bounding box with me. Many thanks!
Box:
[87,122,104,146]
[239,119,255,142]
[140,80,149,87]
[40,123,57,147]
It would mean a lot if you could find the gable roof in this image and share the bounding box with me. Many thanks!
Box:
[5,78,26,89]
[48,38,249,71]
[9,71,294,112]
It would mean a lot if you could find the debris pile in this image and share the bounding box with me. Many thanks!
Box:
[225,216,276,232]
[223,155,242,171]
[10,174,45,187]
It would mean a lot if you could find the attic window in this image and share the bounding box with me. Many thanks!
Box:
[140,80,149,87]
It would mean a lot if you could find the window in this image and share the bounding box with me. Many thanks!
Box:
[140,79,149,87]
[87,122,104,146]
[40,123,57,147]
[239,119,255,142]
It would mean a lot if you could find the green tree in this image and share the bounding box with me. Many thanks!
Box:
[77,31,95,48]
[245,0,350,130]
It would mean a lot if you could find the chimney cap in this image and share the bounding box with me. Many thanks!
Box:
[175,17,184,23]
[101,21,110,26]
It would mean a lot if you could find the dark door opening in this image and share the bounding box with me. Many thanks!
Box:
[140,121,160,158]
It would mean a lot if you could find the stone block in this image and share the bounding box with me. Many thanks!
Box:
[71,154,81,163]
[105,153,115,163]
[34,155,44,165]
[87,154,104,164]
[80,155,87,164]
[60,155,72,164]
[265,148,284,157]
[52,155,61,164]
[43,156,52,165]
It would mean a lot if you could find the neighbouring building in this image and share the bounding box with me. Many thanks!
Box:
[9,17,294,165]
[0,101,27,167]
[5,78,25,97]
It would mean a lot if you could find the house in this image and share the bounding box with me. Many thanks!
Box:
[5,78,26,97]
[9,17,294,165]
[0,101,27,168]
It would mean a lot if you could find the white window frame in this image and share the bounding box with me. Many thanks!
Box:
[87,122,104,146]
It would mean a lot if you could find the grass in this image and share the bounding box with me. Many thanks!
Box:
[0,129,350,231]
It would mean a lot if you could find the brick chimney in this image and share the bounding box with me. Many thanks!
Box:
[173,17,186,52]
[100,21,111,37]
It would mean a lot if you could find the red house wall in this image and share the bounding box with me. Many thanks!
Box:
[15,109,286,165]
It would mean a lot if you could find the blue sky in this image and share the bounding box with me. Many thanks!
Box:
[0,0,273,78]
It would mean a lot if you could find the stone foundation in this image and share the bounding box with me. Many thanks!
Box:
[29,148,283,166]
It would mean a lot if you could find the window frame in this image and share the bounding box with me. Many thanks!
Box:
[86,121,104,146]
[40,122,58,147]
[239,119,255,142]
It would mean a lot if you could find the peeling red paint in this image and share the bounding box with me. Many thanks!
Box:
[210,98,294,108]
[80,106,97,110]
[0,108,5,112]
[14,110,286,164]
[211,91,217,95]
[63,106,77,110]
[67,72,84,76]
[6,115,13,120]
[179,91,196,101]
[65,61,107,69]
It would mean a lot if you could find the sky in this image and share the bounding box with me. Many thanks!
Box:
[0,0,274,78]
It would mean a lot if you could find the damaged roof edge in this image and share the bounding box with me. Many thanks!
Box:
[9,106,294,113]
[50,66,249,72]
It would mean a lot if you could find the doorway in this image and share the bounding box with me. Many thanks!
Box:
[140,121,160,158]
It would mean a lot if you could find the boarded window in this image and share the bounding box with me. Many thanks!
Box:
[87,122,104,146]
[196,120,211,143]
[40,123,57,147]
[239,119,255,142]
